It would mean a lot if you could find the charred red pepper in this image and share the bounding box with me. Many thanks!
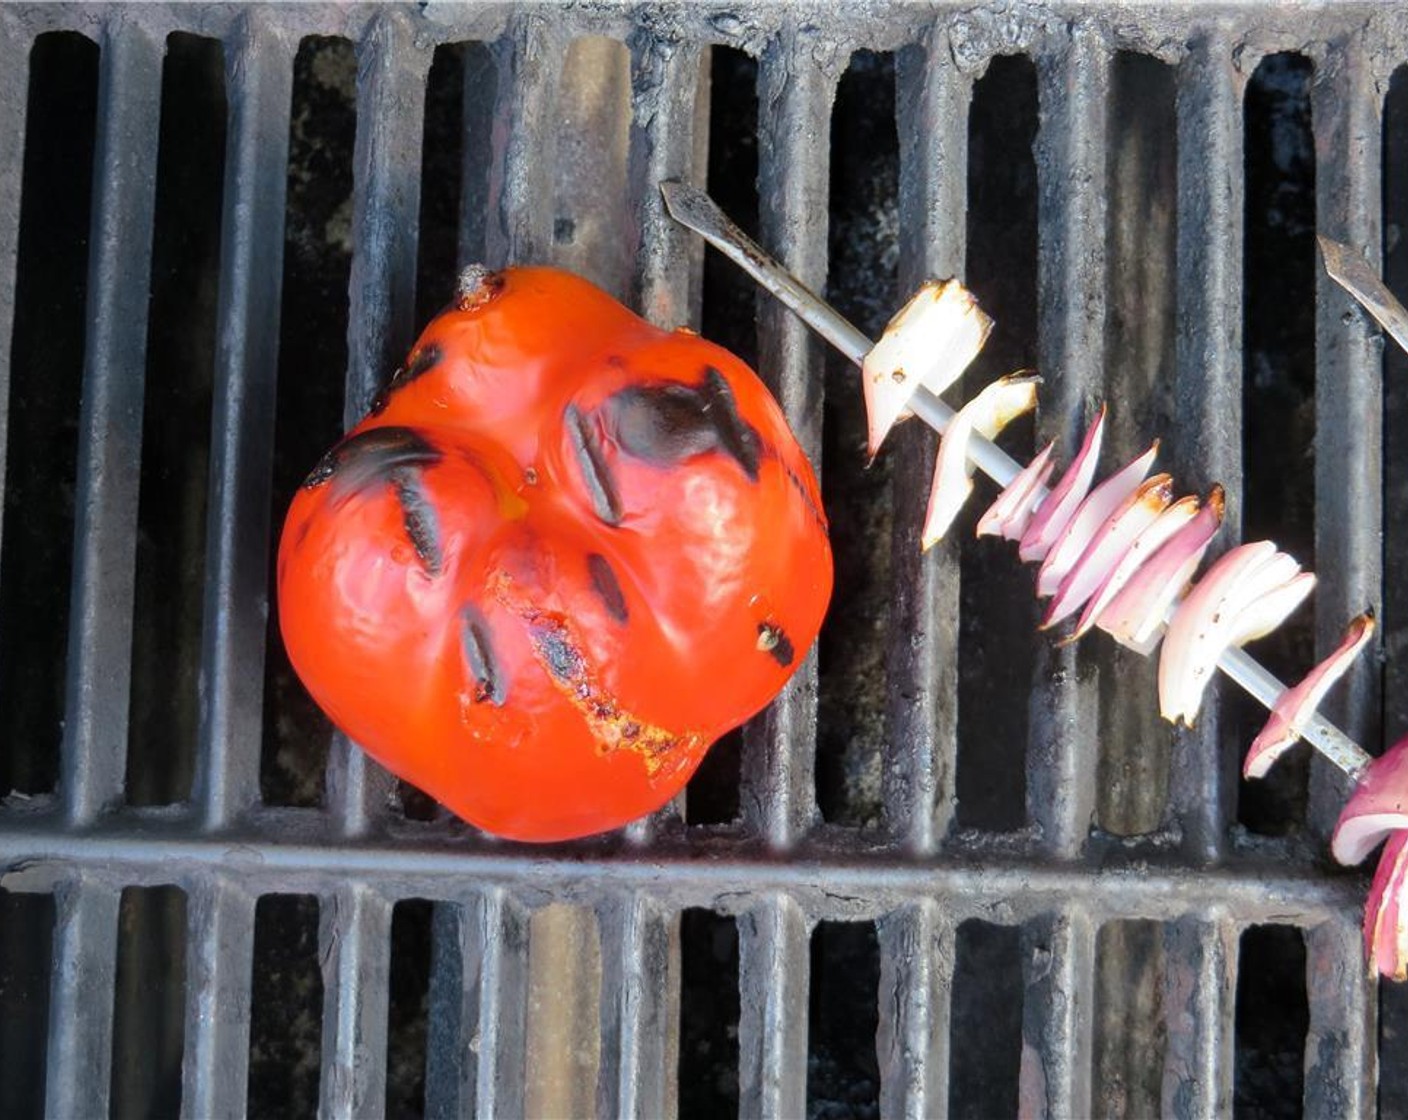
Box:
[277,265,832,841]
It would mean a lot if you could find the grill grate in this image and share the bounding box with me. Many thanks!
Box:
[1,3,1407,1118]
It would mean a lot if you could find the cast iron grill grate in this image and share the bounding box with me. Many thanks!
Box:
[1,3,1407,1118]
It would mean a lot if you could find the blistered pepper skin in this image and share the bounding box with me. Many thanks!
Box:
[278,266,832,841]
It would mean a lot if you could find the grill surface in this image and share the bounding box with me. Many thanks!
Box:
[1,3,1407,1118]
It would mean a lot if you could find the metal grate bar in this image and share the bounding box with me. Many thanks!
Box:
[623,33,703,842]
[195,16,293,828]
[43,879,121,1117]
[626,35,705,331]
[595,894,678,1119]
[343,9,428,425]
[485,16,557,269]
[470,890,530,1118]
[318,884,393,1119]
[1028,26,1108,857]
[1304,914,1377,1118]
[1160,912,1237,1119]
[0,21,28,540]
[181,879,256,1120]
[0,8,1396,1113]
[876,899,956,1120]
[886,34,971,854]
[1019,908,1096,1118]
[1311,39,1385,835]
[742,38,835,847]
[737,894,809,1119]
[324,11,430,836]
[60,21,162,823]
[1168,33,1245,861]
[424,891,530,1119]
[0,815,1370,923]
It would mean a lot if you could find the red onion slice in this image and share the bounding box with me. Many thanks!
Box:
[1035,442,1159,599]
[1096,486,1225,654]
[1158,542,1312,726]
[1043,473,1173,630]
[1365,832,1408,980]
[1018,407,1106,564]
[1332,734,1408,867]
[1071,493,1200,642]
[1244,613,1375,779]
[977,441,1056,541]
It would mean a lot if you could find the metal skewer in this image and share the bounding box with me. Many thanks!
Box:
[1319,235,1408,357]
[661,180,1373,777]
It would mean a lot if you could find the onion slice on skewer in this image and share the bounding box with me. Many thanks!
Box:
[1096,486,1225,655]
[921,375,1040,548]
[1036,442,1159,598]
[860,279,993,459]
[1244,613,1375,779]
[1019,407,1106,563]
[977,441,1056,541]
[1042,473,1173,630]
[1069,493,1200,642]
[1157,542,1314,726]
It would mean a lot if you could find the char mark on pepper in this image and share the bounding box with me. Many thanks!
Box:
[398,343,443,386]
[368,344,444,416]
[531,620,587,683]
[782,460,828,531]
[461,607,504,705]
[603,365,762,481]
[521,613,695,779]
[756,621,795,667]
[390,469,444,576]
[587,553,629,623]
[566,404,624,525]
[303,426,442,492]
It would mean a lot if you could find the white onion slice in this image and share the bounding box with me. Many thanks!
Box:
[1158,542,1314,726]
[921,375,1040,548]
[860,279,993,458]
